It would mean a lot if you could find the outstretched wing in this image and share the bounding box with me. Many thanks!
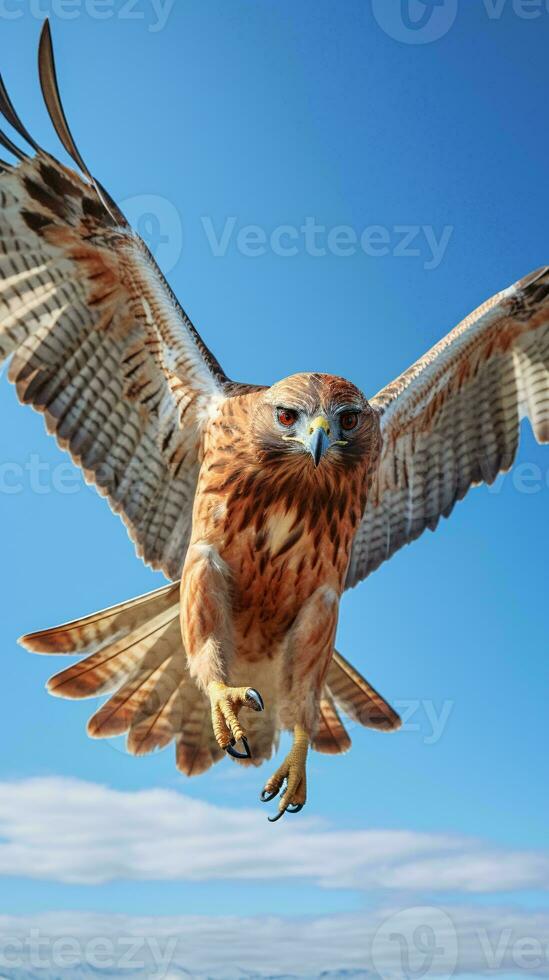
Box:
[346,267,549,587]
[0,22,240,580]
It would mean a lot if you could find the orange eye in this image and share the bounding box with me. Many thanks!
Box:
[277,407,298,427]
[340,411,359,432]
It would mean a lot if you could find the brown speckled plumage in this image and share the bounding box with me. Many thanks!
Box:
[176,374,381,758]
[6,26,549,795]
[192,377,378,635]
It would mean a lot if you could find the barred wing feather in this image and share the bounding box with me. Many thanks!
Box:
[0,22,231,580]
[347,267,549,587]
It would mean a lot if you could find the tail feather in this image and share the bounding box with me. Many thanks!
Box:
[176,696,224,776]
[18,585,401,776]
[127,664,189,756]
[313,691,352,755]
[19,583,217,774]
[46,606,179,700]
[327,650,401,732]
[19,581,179,655]
[87,627,182,739]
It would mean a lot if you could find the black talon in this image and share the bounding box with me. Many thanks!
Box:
[260,787,279,802]
[245,688,264,712]
[268,807,287,823]
[267,800,303,821]
[225,736,251,760]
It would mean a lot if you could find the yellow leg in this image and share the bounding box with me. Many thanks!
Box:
[208,681,264,759]
[261,724,308,822]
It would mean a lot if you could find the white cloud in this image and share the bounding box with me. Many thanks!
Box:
[1,906,549,977]
[0,777,548,893]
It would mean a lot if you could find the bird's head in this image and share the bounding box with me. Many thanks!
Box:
[252,373,379,474]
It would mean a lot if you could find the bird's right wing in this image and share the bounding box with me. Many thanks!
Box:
[346,267,549,587]
[0,23,251,581]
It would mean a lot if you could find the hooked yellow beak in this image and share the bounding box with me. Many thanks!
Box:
[308,416,331,466]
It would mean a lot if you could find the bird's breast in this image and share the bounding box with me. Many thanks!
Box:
[192,443,365,657]
[218,505,351,656]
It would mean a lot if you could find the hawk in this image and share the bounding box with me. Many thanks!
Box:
[2,24,548,821]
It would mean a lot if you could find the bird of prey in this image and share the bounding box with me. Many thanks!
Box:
[1,24,548,821]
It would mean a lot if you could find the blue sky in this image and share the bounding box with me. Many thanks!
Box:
[0,2,548,977]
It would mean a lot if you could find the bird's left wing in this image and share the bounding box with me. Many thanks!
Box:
[346,267,549,587]
[0,23,240,580]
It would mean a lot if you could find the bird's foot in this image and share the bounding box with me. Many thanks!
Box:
[208,682,264,759]
[261,724,308,822]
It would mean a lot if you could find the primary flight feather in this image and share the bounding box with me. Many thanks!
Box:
[2,23,547,820]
